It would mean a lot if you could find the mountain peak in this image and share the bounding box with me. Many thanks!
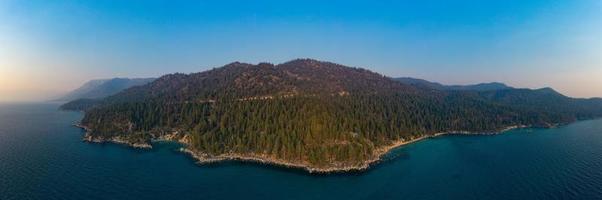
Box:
[284,58,322,64]
[222,61,254,68]
[281,58,345,68]
[86,59,414,104]
[535,87,564,96]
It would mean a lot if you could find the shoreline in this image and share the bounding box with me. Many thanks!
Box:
[73,124,529,173]
[75,124,153,149]
[83,134,153,149]
[178,125,528,174]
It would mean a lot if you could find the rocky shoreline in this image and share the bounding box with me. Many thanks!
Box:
[74,124,529,173]
[75,124,153,149]
[178,147,378,173]
[179,124,529,173]
[83,134,153,149]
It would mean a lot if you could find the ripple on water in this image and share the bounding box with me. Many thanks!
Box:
[1,104,602,200]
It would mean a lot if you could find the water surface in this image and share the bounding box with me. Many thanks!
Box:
[1,103,602,200]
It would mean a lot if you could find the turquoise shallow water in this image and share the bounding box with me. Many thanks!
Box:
[1,103,602,200]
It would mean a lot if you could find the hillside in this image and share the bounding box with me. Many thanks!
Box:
[56,78,155,102]
[65,59,602,172]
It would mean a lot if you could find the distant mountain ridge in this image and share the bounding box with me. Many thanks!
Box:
[56,78,155,102]
[394,77,513,91]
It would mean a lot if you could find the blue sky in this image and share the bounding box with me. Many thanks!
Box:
[1,0,601,101]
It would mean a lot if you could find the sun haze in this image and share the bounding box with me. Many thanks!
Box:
[1,0,601,102]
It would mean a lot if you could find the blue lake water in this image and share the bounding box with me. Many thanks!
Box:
[1,103,602,200]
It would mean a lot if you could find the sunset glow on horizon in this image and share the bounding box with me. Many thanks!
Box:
[1,0,601,102]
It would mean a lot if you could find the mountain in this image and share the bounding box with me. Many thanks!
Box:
[447,82,511,91]
[393,77,446,90]
[477,87,602,121]
[63,59,602,172]
[391,77,602,120]
[394,77,512,91]
[56,78,155,102]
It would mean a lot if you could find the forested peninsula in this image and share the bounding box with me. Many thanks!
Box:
[63,59,602,173]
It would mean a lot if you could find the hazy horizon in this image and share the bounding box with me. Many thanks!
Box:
[1,0,601,102]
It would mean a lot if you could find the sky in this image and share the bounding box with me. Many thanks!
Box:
[1,0,601,102]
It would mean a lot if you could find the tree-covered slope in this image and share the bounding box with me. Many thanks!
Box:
[65,59,602,171]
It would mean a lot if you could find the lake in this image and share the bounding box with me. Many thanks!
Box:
[1,103,602,200]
